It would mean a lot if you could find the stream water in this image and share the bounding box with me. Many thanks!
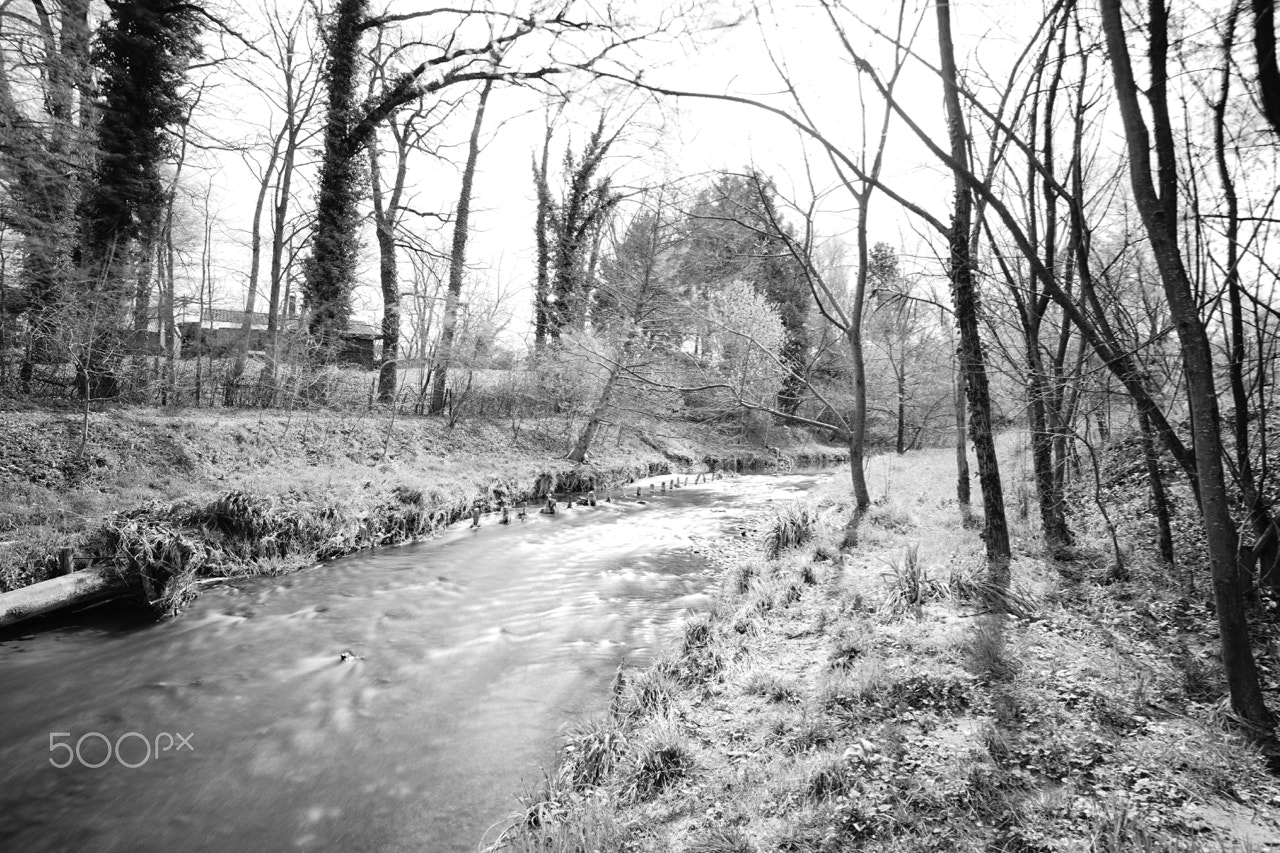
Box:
[0,470,831,853]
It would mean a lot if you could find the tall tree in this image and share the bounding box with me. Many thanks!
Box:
[1100,0,1273,734]
[568,194,685,463]
[301,0,366,358]
[78,0,202,398]
[681,172,812,415]
[429,80,493,415]
[0,0,91,391]
[936,0,1011,571]
[534,115,622,342]
[299,4,632,357]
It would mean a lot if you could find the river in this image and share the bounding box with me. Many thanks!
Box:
[0,470,830,853]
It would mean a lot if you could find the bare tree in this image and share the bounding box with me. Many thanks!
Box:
[1100,0,1273,734]
[429,80,493,414]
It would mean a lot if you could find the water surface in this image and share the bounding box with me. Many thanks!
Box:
[0,471,830,853]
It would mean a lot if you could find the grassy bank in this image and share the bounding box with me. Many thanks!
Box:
[495,444,1280,852]
[0,405,846,617]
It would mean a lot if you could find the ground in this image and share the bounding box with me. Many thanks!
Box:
[497,444,1280,853]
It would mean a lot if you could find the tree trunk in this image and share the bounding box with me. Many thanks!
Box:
[1215,16,1280,593]
[844,308,871,515]
[532,110,558,351]
[1253,0,1280,136]
[569,360,621,464]
[368,132,400,404]
[430,81,493,415]
[954,351,970,506]
[1138,408,1176,569]
[937,0,1009,570]
[1028,363,1073,554]
[300,0,366,357]
[1100,0,1273,734]
[230,142,280,402]
[895,365,907,455]
[376,224,400,403]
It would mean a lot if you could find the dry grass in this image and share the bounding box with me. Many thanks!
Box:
[490,440,1280,852]
[0,406,846,611]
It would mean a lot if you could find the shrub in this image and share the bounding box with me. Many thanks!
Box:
[817,661,890,722]
[496,800,624,853]
[885,672,973,714]
[682,612,714,655]
[730,560,758,594]
[867,501,913,531]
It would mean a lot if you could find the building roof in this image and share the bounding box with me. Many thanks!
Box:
[196,309,380,338]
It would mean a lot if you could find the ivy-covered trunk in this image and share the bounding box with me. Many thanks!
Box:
[936,0,1009,572]
[301,0,367,360]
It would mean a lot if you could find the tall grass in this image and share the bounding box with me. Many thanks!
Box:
[764,502,819,559]
[626,729,694,801]
[880,544,943,615]
[560,716,628,789]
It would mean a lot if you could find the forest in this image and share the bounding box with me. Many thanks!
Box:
[2,0,1280,850]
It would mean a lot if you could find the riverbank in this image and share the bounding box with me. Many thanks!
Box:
[496,445,1280,852]
[0,406,846,622]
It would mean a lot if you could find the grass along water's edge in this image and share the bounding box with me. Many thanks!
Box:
[491,445,1280,853]
[0,407,847,623]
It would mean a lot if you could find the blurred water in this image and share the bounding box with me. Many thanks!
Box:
[0,470,830,853]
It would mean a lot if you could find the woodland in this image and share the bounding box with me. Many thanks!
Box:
[2,0,1280,779]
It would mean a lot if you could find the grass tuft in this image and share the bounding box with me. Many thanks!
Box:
[880,543,943,615]
[617,667,678,721]
[685,826,755,853]
[560,716,628,790]
[743,670,799,703]
[806,755,857,802]
[627,735,694,801]
[765,502,819,559]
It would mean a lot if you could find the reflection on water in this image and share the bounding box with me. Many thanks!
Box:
[0,471,830,853]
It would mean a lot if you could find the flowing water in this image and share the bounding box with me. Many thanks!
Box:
[0,470,831,853]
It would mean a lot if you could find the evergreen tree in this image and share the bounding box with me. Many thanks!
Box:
[78,0,201,396]
[680,171,811,414]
